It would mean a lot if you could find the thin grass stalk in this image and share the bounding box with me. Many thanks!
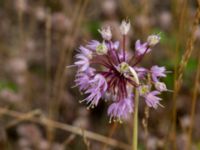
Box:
[45,9,51,98]
[81,129,91,150]
[176,0,200,92]
[142,73,151,150]
[171,0,188,145]
[62,134,76,147]
[45,10,54,144]
[0,108,131,150]
[52,0,82,103]
[58,0,89,85]
[18,0,24,48]
[142,105,149,150]
[186,54,200,150]
[170,2,200,150]
[51,0,88,118]
[139,0,151,36]
[133,88,139,150]
[50,0,90,131]
[123,124,132,144]
[48,0,89,143]
[102,123,118,150]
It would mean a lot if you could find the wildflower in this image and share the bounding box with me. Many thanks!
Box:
[108,96,133,123]
[144,91,162,109]
[74,54,90,71]
[81,74,108,109]
[111,41,120,50]
[74,46,93,71]
[75,68,95,91]
[155,82,167,92]
[98,26,112,41]
[96,42,108,55]
[72,20,168,122]
[120,20,131,35]
[135,40,151,56]
[117,62,130,74]
[79,46,92,58]
[151,65,166,82]
[86,40,100,50]
[147,34,161,47]
[139,85,150,96]
[134,67,147,78]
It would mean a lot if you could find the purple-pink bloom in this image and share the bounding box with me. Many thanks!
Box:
[150,65,166,82]
[74,54,90,71]
[75,68,95,91]
[144,91,162,109]
[72,21,167,122]
[134,67,147,79]
[155,82,168,92]
[86,40,100,50]
[111,41,120,50]
[82,74,108,108]
[113,41,120,50]
[79,46,93,57]
[135,40,151,56]
[108,96,133,122]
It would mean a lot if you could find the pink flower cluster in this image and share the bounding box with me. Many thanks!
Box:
[72,20,168,122]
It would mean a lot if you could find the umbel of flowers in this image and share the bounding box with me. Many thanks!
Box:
[73,20,168,123]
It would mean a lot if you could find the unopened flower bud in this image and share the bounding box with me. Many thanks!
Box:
[96,42,108,55]
[98,26,112,40]
[147,34,160,46]
[155,82,167,92]
[120,20,131,35]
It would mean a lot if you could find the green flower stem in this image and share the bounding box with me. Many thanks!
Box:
[133,87,139,150]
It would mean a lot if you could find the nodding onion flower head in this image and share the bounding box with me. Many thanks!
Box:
[71,20,168,123]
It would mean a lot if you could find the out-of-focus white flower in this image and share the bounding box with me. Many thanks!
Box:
[120,20,131,35]
[98,26,112,40]
[155,82,167,92]
[147,34,161,46]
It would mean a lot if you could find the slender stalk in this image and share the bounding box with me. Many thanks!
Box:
[168,0,188,148]
[102,123,118,150]
[170,3,200,150]
[0,108,130,150]
[123,35,126,61]
[133,88,139,150]
[186,54,200,150]
[18,0,24,48]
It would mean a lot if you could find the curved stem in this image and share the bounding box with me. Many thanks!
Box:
[132,87,139,150]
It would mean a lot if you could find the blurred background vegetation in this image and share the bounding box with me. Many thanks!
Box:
[0,0,200,150]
